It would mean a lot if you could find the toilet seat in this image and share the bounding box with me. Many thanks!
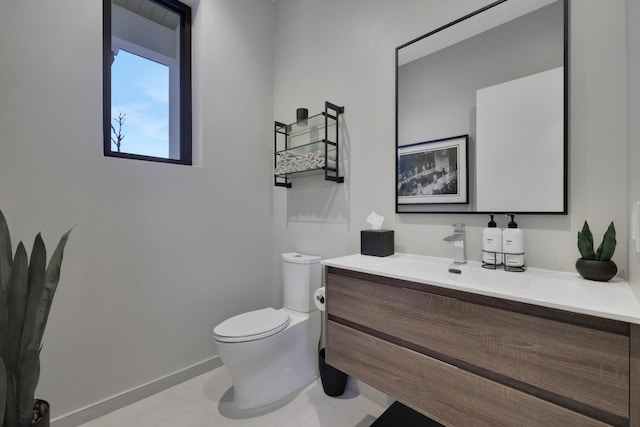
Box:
[213,307,291,343]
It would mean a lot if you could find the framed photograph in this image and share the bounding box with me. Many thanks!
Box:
[396,135,468,206]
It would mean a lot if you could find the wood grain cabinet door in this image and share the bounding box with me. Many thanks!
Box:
[328,321,614,427]
[326,268,631,426]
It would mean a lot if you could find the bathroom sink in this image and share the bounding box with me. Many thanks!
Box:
[373,256,592,304]
[371,256,531,294]
[448,263,531,289]
[373,256,451,283]
[322,252,640,323]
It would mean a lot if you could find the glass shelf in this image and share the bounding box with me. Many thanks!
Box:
[274,167,326,179]
[274,101,344,188]
[275,140,337,155]
[275,112,337,138]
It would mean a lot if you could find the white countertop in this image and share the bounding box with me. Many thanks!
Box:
[322,253,640,324]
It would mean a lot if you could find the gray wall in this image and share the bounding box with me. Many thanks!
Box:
[0,0,634,422]
[272,0,628,278]
[398,1,564,147]
[0,0,275,421]
[628,0,640,301]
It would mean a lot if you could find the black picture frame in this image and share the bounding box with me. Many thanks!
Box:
[396,135,469,208]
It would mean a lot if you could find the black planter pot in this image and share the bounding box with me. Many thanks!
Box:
[31,399,50,427]
[319,348,348,397]
[575,258,617,282]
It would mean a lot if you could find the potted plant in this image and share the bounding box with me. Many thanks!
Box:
[576,221,616,281]
[0,211,71,427]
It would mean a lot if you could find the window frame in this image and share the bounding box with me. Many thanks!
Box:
[103,0,192,165]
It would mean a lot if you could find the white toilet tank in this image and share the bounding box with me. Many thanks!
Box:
[282,252,321,313]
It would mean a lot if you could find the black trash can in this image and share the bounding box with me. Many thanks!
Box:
[318,348,348,396]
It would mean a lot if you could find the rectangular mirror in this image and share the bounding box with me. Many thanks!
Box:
[396,0,567,214]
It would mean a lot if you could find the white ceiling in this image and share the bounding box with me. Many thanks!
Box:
[112,0,180,30]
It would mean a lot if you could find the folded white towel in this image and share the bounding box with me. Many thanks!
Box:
[275,149,336,175]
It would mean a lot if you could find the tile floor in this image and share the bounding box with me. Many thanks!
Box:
[79,365,386,427]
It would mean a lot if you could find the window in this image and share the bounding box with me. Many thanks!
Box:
[103,0,192,165]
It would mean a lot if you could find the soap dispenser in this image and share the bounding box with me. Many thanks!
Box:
[503,214,524,268]
[482,214,503,265]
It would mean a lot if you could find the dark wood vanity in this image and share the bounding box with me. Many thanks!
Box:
[325,266,640,427]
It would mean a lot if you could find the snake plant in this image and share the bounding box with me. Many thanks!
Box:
[577,220,616,262]
[0,211,71,427]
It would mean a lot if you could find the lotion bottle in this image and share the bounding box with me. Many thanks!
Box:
[503,214,524,268]
[482,214,503,265]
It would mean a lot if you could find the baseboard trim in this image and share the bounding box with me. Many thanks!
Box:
[51,356,223,427]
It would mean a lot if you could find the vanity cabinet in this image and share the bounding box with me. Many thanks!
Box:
[325,267,640,427]
[274,101,344,188]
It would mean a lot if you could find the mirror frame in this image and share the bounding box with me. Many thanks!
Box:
[395,0,568,215]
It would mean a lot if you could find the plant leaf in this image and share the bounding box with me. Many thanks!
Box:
[19,235,46,362]
[0,212,12,293]
[36,228,72,344]
[14,235,46,427]
[0,261,8,375]
[2,375,16,427]
[16,346,39,427]
[596,222,617,261]
[577,221,596,260]
[0,356,6,427]
[581,221,593,246]
[5,243,28,377]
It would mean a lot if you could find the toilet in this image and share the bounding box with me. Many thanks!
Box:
[213,252,322,409]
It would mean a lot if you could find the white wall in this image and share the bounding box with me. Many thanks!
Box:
[398,2,563,147]
[0,0,632,422]
[628,0,640,299]
[0,0,275,420]
[273,0,628,277]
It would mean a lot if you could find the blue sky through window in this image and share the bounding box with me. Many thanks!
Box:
[111,50,169,158]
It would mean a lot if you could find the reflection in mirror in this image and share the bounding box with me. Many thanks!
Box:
[396,0,567,214]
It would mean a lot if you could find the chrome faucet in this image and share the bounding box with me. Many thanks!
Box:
[444,223,467,267]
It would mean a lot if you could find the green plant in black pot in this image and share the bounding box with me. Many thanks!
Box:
[0,211,72,427]
[576,221,616,281]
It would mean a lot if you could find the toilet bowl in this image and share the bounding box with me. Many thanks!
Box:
[213,253,322,409]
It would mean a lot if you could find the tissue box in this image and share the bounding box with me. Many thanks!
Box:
[361,230,394,257]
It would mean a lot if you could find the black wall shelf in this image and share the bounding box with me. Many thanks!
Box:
[274,101,344,188]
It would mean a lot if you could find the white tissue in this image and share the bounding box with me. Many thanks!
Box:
[314,287,325,311]
[366,211,384,230]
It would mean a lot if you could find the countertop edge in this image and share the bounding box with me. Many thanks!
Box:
[322,253,640,325]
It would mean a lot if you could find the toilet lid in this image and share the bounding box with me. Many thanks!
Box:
[213,308,291,343]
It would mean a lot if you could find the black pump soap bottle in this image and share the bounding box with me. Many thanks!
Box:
[502,214,524,267]
[482,215,503,265]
